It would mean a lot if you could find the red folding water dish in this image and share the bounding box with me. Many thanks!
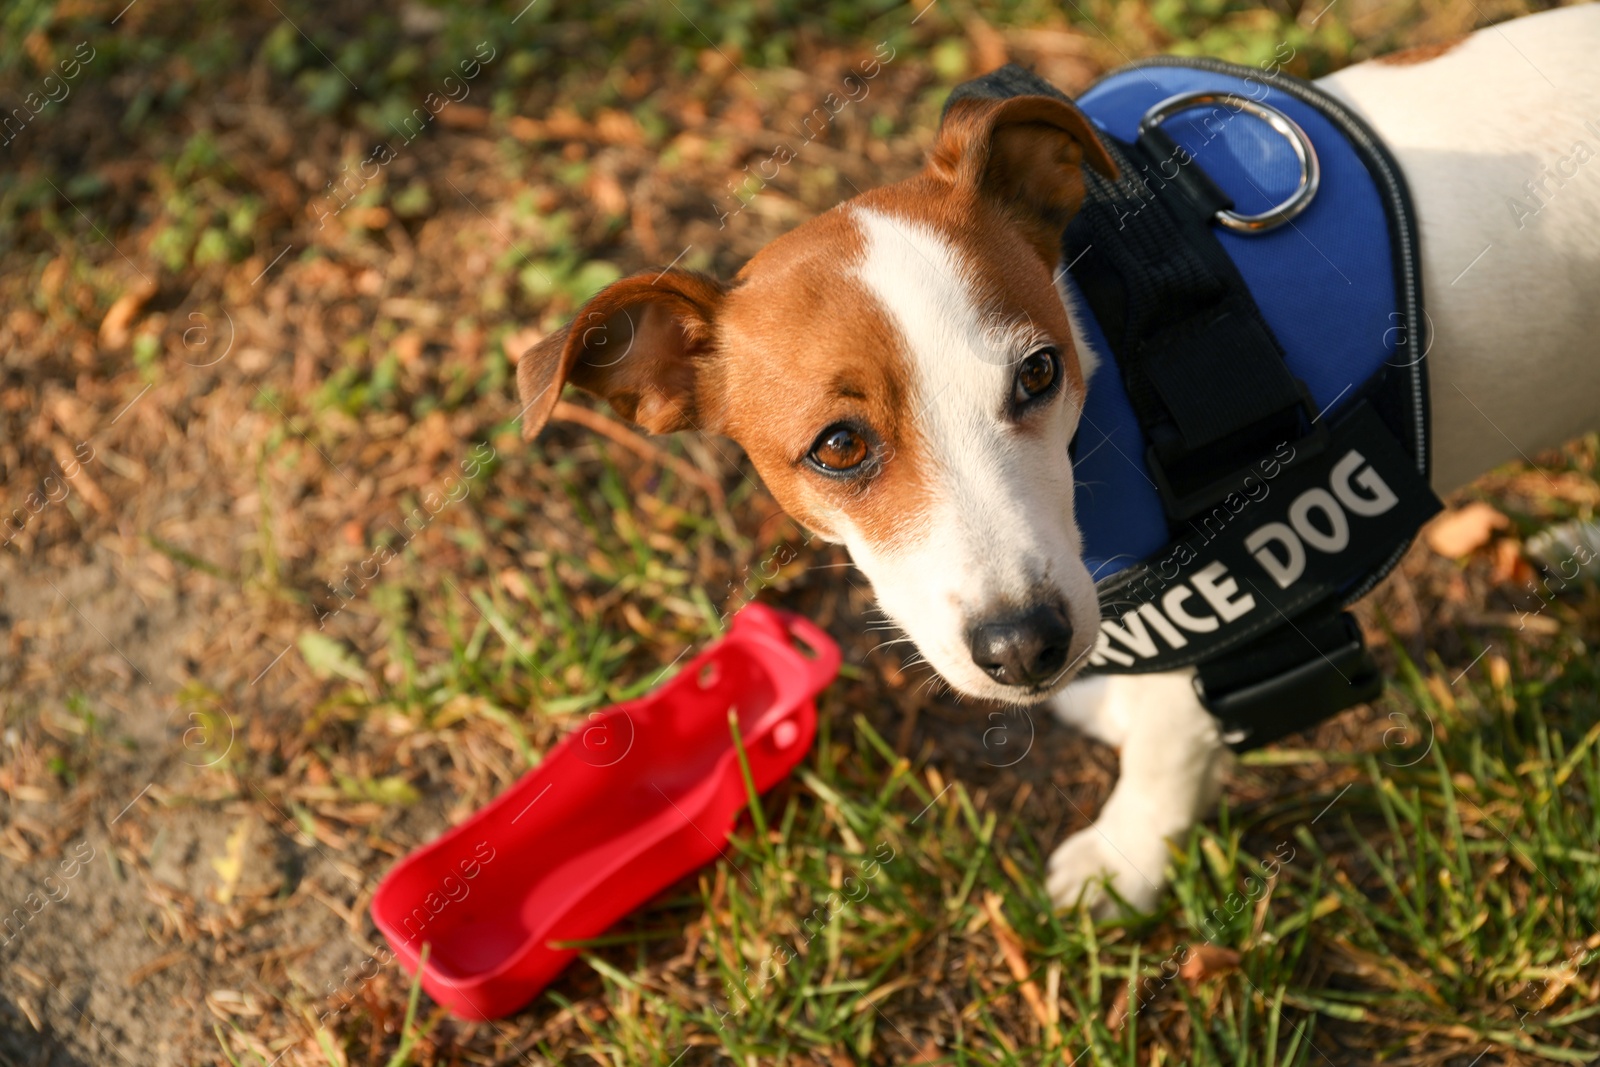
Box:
[369,604,840,1020]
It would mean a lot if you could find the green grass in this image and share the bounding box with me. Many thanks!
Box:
[542,680,1589,1063]
[510,655,1600,1064]
[287,420,1600,1063]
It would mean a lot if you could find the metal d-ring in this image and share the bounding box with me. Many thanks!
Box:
[1137,90,1320,234]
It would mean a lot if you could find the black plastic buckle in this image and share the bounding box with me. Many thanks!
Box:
[1146,382,1329,523]
[1198,612,1382,752]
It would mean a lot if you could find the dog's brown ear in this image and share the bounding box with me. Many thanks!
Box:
[930,95,1118,265]
[517,269,727,441]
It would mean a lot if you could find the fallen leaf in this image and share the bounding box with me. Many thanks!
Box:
[347,205,391,229]
[1179,944,1241,985]
[1424,502,1509,559]
[503,326,544,364]
[965,13,1010,72]
[588,170,628,216]
[500,568,531,601]
[506,108,593,143]
[341,774,419,807]
[126,949,188,989]
[1488,653,1515,712]
[205,988,263,1018]
[1491,537,1528,585]
[297,632,371,685]
[98,279,158,349]
[594,108,643,146]
[982,892,1051,1028]
[1104,981,1132,1030]
[436,103,489,129]
[621,600,656,638]
[209,819,250,906]
[879,658,906,689]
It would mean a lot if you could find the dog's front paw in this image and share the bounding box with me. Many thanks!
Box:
[1046,824,1167,917]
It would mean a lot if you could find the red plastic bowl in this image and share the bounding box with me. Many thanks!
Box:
[369,604,840,1019]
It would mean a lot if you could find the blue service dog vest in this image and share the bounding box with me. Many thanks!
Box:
[945,60,1442,749]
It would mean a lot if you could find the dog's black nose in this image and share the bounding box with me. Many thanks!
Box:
[967,603,1074,688]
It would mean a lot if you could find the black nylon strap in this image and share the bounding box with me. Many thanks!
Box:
[1063,132,1309,517]
[1199,608,1382,752]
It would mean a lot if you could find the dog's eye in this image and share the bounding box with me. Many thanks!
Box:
[1014,348,1059,404]
[808,425,869,472]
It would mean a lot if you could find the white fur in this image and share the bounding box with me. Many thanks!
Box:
[1049,672,1231,913]
[846,205,1103,702]
[1320,5,1600,494]
[1046,5,1600,913]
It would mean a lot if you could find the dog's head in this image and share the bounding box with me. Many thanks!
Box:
[519,95,1117,704]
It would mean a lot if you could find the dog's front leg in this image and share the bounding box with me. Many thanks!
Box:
[1045,670,1230,915]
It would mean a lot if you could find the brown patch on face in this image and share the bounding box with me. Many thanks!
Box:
[706,116,1099,550]
[705,206,934,548]
[1375,35,1468,65]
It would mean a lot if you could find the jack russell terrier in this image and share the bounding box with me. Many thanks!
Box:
[517,5,1600,914]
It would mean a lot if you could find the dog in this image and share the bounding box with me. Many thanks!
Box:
[517,5,1600,914]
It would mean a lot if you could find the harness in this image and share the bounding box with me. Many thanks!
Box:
[945,61,1444,751]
